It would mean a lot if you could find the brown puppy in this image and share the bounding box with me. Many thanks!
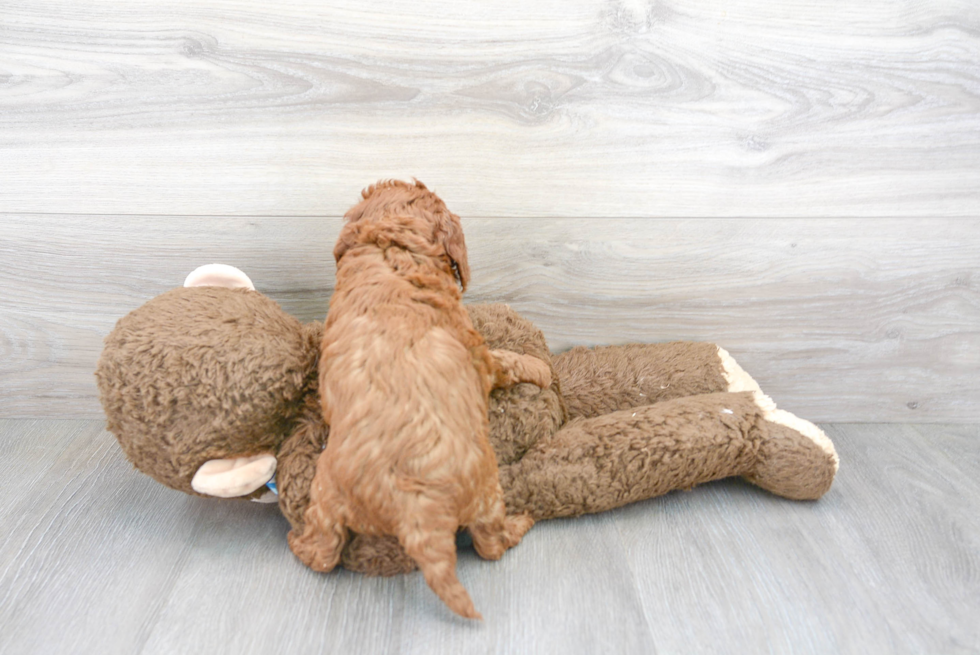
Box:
[288,180,550,619]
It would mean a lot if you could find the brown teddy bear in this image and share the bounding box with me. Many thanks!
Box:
[95,264,839,576]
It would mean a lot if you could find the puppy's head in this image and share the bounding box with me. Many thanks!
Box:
[334,179,471,290]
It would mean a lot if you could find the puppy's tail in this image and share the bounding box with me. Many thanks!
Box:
[399,524,481,620]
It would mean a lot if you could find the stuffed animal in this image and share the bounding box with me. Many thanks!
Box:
[95,264,839,576]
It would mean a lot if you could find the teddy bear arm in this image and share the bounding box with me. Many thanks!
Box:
[276,403,330,530]
[465,303,569,465]
[552,342,742,420]
[488,381,566,467]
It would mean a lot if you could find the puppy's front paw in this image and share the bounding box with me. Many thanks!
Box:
[521,357,552,389]
[490,349,553,389]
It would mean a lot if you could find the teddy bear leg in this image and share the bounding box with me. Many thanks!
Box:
[340,534,419,577]
[467,482,534,561]
[500,391,770,520]
[553,342,733,419]
[686,347,839,498]
[500,390,839,520]
[744,393,839,500]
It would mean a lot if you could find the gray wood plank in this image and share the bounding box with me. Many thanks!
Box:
[616,423,980,654]
[0,420,82,524]
[2,216,978,422]
[909,423,980,485]
[1,0,978,217]
[0,420,656,654]
[2,420,979,654]
[0,421,207,655]
[136,503,409,655]
[389,516,655,655]
[139,514,656,655]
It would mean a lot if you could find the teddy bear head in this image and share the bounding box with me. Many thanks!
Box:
[95,266,320,500]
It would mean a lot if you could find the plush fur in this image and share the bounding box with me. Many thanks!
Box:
[96,269,839,590]
[95,286,319,495]
[288,181,544,619]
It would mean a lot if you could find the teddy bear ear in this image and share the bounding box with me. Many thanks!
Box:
[190,453,276,498]
[183,264,255,290]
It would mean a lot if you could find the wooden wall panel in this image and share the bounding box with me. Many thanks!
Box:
[1,0,978,217]
[2,0,977,421]
[1,216,976,421]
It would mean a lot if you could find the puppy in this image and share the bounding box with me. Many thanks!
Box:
[288,180,551,619]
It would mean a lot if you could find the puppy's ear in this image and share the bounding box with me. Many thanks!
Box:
[333,223,358,262]
[334,185,376,262]
[441,214,470,291]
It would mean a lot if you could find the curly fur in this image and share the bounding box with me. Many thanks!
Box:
[95,287,318,495]
[554,341,729,419]
[287,181,544,619]
[467,304,568,466]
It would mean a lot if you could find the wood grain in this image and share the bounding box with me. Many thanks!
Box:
[1,0,978,217]
[0,420,201,654]
[614,423,980,654]
[1,420,978,654]
[1,215,976,422]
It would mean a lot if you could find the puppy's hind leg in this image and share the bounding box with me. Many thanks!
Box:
[489,349,552,390]
[399,518,481,620]
[468,483,534,561]
[287,483,349,573]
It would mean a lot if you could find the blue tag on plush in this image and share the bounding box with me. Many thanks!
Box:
[266,477,278,495]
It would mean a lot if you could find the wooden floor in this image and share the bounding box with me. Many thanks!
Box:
[1,420,977,655]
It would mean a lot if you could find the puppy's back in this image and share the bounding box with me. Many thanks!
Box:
[318,277,491,618]
[321,286,495,500]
